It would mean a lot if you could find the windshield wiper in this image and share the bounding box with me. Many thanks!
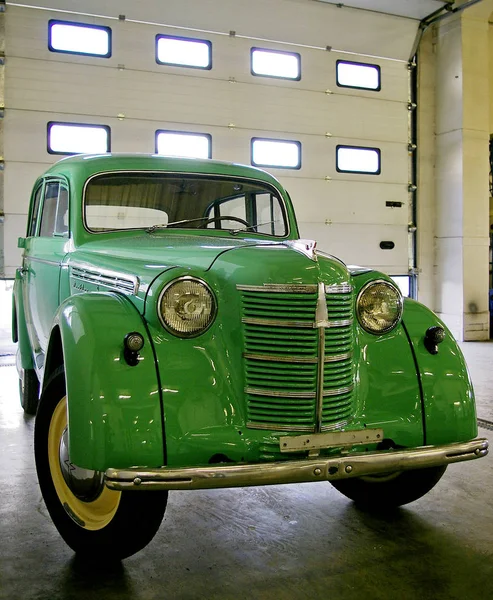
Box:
[146,217,210,233]
[230,221,276,235]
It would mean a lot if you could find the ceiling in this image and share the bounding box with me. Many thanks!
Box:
[315,0,454,20]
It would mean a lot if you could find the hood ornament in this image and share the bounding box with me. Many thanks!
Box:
[284,239,317,261]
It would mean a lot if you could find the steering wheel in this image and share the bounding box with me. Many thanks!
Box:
[199,216,250,229]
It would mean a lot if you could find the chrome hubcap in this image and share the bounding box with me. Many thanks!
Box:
[59,428,105,502]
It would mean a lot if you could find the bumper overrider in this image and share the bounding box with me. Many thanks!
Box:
[105,435,489,491]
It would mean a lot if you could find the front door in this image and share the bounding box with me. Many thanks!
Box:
[23,178,70,367]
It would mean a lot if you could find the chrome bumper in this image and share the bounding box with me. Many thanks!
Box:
[105,438,488,491]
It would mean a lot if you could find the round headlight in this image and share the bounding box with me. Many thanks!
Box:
[158,277,216,338]
[356,280,403,334]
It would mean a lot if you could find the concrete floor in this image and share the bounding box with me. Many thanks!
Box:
[1,286,493,599]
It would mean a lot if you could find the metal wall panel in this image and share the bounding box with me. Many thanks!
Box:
[2,2,414,277]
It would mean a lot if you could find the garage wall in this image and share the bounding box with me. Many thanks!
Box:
[2,0,417,277]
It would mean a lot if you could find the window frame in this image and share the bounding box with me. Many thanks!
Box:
[250,47,301,81]
[336,144,381,175]
[38,179,70,238]
[47,121,111,156]
[48,19,112,58]
[155,34,213,70]
[27,183,44,237]
[251,137,302,170]
[155,129,212,159]
[336,59,381,92]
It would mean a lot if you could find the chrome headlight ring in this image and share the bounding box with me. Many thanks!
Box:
[356,279,403,335]
[157,276,217,338]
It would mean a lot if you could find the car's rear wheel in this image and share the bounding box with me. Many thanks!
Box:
[329,466,447,510]
[18,356,39,415]
[35,366,168,560]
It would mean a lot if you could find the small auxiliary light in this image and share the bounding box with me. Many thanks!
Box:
[424,326,446,355]
[124,332,144,366]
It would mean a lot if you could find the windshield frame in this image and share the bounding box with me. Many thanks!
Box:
[82,170,291,239]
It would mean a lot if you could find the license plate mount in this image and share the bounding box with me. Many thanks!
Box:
[279,428,384,453]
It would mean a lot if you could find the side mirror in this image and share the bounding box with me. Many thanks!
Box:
[17,237,26,249]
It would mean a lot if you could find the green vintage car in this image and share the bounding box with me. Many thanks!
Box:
[13,154,488,559]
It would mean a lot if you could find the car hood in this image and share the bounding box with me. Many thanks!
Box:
[69,233,283,281]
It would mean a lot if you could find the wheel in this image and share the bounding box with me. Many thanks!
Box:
[199,215,250,228]
[330,466,447,510]
[34,366,168,560]
[18,352,39,415]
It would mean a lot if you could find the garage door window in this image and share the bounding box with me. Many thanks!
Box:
[155,130,212,159]
[251,48,301,80]
[336,145,381,175]
[156,35,212,69]
[47,122,111,155]
[48,20,112,58]
[251,138,301,169]
[336,60,381,91]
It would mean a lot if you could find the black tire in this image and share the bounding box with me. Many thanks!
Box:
[34,366,168,560]
[19,362,40,415]
[330,466,447,510]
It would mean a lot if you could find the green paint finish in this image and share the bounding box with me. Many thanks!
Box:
[15,154,481,474]
[402,298,477,444]
[56,292,164,470]
[12,269,35,370]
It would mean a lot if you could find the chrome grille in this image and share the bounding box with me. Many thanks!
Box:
[240,284,354,432]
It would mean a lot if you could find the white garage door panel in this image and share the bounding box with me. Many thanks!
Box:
[4,161,47,216]
[2,1,413,278]
[7,10,410,106]
[281,178,407,226]
[4,213,29,276]
[7,58,407,145]
[298,223,409,274]
[8,1,418,61]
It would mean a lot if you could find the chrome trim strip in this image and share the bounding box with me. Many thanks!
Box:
[321,420,350,432]
[244,352,352,364]
[245,388,316,399]
[315,282,327,432]
[237,284,318,294]
[247,422,315,432]
[238,283,353,295]
[242,317,353,329]
[325,284,353,294]
[25,257,62,267]
[242,317,314,328]
[323,385,353,397]
[70,263,139,295]
[105,439,489,491]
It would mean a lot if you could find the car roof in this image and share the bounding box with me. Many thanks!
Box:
[43,153,282,187]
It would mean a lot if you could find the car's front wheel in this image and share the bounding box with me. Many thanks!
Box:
[34,367,168,560]
[330,466,447,510]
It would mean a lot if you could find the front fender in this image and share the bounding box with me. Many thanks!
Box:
[402,298,478,445]
[55,292,164,471]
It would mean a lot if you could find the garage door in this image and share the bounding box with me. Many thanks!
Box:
[1,0,417,281]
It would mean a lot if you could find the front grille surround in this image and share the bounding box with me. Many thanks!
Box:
[239,283,354,432]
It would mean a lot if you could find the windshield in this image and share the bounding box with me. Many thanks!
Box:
[84,172,288,236]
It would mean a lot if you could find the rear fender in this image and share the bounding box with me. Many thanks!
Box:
[54,292,164,471]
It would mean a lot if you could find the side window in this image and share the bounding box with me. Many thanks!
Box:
[39,182,69,237]
[28,186,43,237]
